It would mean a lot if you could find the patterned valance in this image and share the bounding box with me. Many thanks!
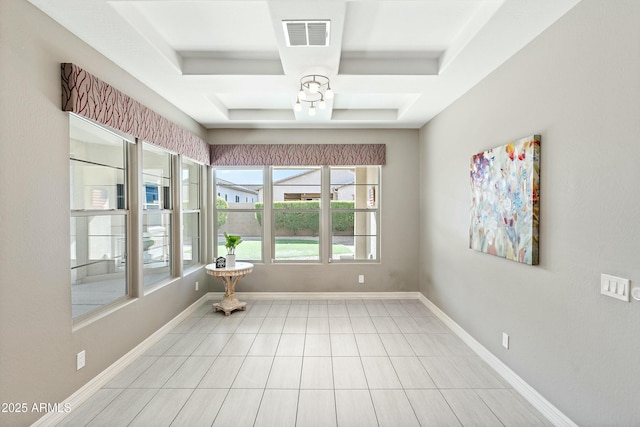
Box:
[61,63,210,165]
[210,144,386,166]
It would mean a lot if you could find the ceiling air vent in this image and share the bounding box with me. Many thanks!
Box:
[282,20,330,47]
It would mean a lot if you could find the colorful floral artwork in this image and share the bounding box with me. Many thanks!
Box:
[469,135,540,265]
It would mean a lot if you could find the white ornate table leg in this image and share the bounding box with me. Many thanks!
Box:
[212,275,247,315]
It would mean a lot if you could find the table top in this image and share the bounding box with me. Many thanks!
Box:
[205,262,254,276]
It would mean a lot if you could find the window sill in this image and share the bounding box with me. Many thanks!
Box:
[72,296,138,332]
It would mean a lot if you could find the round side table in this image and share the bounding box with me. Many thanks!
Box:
[205,262,254,316]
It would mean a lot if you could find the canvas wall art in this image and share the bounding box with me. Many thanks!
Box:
[469,135,540,265]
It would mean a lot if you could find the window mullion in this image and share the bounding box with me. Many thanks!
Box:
[264,166,273,263]
[173,154,183,278]
[321,165,331,263]
[129,139,142,298]
[197,163,205,265]
[207,166,214,263]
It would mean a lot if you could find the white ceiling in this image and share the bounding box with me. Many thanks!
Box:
[29,0,580,129]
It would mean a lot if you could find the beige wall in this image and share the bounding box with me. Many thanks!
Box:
[419,0,640,425]
[0,1,209,425]
[209,129,420,293]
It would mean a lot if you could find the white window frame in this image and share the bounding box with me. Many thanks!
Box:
[328,166,381,263]
[181,157,204,271]
[211,165,381,264]
[69,114,133,321]
[212,167,266,263]
[141,142,176,290]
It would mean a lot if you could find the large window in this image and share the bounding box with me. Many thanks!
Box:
[212,165,381,263]
[142,143,173,287]
[69,115,210,320]
[70,115,129,318]
[215,168,264,262]
[182,158,201,269]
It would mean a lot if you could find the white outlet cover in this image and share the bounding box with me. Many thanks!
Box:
[502,333,509,349]
[77,350,86,370]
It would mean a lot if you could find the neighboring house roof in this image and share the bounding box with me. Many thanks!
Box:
[273,169,316,184]
[216,178,259,195]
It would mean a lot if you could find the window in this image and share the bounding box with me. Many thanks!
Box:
[70,115,130,318]
[69,113,211,319]
[330,166,380,261]
[212,165,381,263]
[142,143,173,287]
[273,167,321,261]
[182,158,201,269]
[215,168,264,262]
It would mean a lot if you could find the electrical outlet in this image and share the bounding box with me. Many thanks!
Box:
[77,350,85,370]
[358,274,365,284]
[502,333,509,349]
[195,281,199,292]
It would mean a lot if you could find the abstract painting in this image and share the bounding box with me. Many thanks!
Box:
[469,135,540,265]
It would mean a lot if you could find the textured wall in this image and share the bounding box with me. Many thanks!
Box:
[419,1,640,425]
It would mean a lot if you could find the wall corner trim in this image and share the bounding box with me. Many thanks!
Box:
[418,294,578,427]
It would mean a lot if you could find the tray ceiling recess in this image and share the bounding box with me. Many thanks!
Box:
[27,0,582,129]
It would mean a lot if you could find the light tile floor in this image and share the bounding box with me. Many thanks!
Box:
[56,298,552,427]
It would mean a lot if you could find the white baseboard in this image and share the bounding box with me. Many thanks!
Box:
[31,294,211,427]
[417,294,577,427]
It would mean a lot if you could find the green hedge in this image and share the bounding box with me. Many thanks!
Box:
[216,197,228,227]
[331,201,354,231]
[254,201,354,234]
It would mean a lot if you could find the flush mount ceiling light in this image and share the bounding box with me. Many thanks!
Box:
[294,74,333,116]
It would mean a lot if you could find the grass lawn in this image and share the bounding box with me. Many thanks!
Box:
[217,239,352,260]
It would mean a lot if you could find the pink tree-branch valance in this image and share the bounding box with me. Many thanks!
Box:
[210,144,386,166]
[61,63,210,165]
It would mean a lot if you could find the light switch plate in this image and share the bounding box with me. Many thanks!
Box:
[600,274,629,302]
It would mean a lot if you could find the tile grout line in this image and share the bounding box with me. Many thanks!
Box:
[54,298,551,427]
[329,322,339,427]
[352,314,383,427]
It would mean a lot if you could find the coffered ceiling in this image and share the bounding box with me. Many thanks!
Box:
[29,0,580,129]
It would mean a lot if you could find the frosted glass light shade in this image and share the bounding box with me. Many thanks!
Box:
[325,88,334,99]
